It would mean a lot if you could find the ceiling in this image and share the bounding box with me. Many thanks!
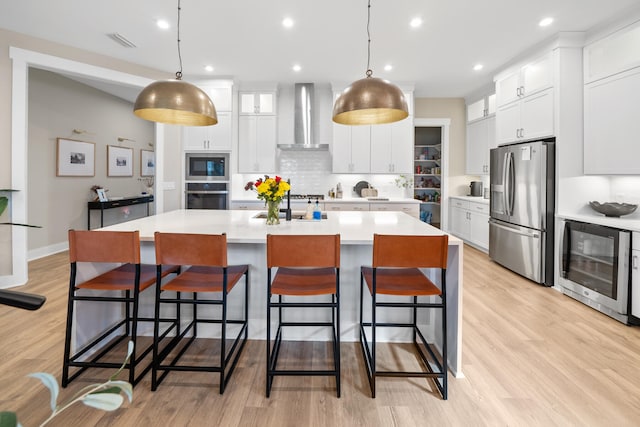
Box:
[2,0,640,98]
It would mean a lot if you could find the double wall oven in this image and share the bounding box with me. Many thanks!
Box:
[560,220,631,324]
[185,153,229,210]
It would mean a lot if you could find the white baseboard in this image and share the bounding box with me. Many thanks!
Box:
[28,242,68,261]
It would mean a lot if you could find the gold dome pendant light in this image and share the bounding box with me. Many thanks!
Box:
[134,0,217,126]
[332,0,408,125]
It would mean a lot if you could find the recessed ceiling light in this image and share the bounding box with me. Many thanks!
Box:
[156,19,170,30]
[204,65,214,72]
[384,64,393,72]
[410,17,423,28]
[292,64,301,72]
[473,64,484,71]
[539,17,554,27]
[282,17,294,28]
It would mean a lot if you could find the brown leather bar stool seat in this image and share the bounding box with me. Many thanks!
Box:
[62,230,179,387]
[360,234,449,399]
[151,232,249,394]
[266,234,341,397]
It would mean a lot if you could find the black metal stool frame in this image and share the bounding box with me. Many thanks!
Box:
[266,269,341,398]
[151,267,249,394]
[359,268,448,399]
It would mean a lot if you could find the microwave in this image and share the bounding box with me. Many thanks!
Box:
[185,153,229,181]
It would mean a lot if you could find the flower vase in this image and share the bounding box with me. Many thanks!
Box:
[266,200,281,225]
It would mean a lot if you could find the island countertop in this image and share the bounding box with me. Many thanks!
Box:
[100,209,462,246]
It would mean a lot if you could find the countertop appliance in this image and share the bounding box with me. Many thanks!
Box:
[560,220,630,324]
[489,138,555,286]
[469,181,483,197]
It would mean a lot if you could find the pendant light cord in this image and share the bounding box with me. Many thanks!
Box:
[175,0,183,80]
[366,0,372,78]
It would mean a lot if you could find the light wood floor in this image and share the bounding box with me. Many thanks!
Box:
[2,246,640,426]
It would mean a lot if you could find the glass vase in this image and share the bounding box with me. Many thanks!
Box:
[266,200,281,225]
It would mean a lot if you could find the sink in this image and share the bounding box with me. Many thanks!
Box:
[253,211,327,220]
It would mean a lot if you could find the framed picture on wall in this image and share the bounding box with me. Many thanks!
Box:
[56,138,95,176]
[107,145,133,177]
[140,149,155,176]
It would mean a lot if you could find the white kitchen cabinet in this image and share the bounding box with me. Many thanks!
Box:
[332,124,371,173]
[183,111,232,151]
[448,198,489,251]
[370,119,413,174]
[584,55,640,174]
[496,52,553,107]
[238,115,277,173]
[369,203,419,219]
[466,115,495,175]
[239,92,276,115]
[324,202,368,212]
[496,88,554,145]
[584,21,640,84]
[467,93,496,123]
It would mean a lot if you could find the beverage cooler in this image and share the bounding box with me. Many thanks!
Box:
[560,220,630,324]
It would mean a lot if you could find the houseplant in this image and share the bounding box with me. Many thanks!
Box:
[245,176,290,225]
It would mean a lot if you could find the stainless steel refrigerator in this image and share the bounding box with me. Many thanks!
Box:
[489,139,555,286]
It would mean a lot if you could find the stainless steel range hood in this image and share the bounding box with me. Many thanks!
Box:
[278,83,329,150]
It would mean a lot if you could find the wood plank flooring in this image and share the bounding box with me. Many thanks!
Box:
[2,246,640,426]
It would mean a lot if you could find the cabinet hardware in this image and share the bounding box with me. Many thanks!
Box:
[634,255,638,270]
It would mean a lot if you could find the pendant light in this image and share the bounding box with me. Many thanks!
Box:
[134,0,217,126]
[332,0,408,125]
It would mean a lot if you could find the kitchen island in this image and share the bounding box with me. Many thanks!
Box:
[77,209,464,376]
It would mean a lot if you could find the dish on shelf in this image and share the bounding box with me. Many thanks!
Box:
[588,201,638,217]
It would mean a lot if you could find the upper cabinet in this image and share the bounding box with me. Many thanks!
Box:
[467,93,496,123]
[238,115,277,173]
[183,81,233,151]
[370,119,414,174]
[496,53,553,107]
[584,20,640,174]
[466,116,496,175]
[495,52,555,145]
[239,92,276,115]
[331,87,414,174]
[332,124,371,173]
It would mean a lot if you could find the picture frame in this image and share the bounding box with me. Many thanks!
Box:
[56,138,95,177]
[140,149,155,176]
[96,188,108,202]
[107,145,133,177]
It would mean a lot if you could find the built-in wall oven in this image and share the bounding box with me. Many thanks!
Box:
[185,182,228,210]
[560,220,630,324]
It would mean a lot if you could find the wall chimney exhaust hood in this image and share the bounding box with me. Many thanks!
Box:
[278,83,329,150]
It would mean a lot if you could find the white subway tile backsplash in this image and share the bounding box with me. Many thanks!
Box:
[277,150,332,195]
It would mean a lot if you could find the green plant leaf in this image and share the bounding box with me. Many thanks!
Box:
[27,372,59,411]
[91,381,133,403]
[110,341,134,381]
[81,393,124,411]
[0,411,18,427]
[0,197,7,217]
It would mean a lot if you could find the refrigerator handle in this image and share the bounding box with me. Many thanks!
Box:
[502,152,510,216]
[507,152,515,216]
[562,222,571,277]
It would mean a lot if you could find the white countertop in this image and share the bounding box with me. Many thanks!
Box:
[100,209,462,245]
[449,195,490,205]
[557,212,640,232]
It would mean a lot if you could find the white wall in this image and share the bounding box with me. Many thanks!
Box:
[27,69,154,255]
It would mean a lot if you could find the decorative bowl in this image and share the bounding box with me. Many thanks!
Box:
[588,201,638,217]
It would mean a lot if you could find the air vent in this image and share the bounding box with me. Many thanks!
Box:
[107,33,137,48]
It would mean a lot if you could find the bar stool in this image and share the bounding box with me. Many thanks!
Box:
[266,234,341,397]
[63,230,179,387]
[359,234,449,399]
[151,232,249,394]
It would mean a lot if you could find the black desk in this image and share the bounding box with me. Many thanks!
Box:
[87,195,154,229]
